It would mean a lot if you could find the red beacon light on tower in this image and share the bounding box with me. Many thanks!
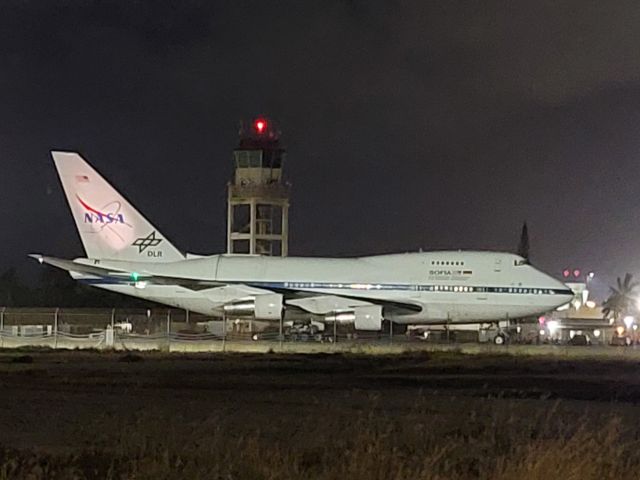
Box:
[254,118,267,134]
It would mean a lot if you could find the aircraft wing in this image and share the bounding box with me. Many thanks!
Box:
[259,285,422,315]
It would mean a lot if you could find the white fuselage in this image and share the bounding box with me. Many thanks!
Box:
[75,250,573,324]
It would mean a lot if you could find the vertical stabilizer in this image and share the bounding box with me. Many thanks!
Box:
[52,151,184,262]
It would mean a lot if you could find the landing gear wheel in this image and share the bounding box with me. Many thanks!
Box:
[494,334,506,345]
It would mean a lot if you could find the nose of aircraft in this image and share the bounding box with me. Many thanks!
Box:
[548,275,575,307]
[530,265,575,307]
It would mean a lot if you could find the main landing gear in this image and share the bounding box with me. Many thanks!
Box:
[480,321,509,345]
[493,333,507,345]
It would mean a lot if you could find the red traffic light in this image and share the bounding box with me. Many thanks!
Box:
[254,118,267,134]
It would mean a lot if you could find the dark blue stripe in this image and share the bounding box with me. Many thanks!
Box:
[78,278,572,296]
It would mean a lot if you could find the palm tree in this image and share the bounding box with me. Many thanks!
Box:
[602,273,638,322]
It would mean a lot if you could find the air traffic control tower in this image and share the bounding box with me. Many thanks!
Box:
[227,118,290,256]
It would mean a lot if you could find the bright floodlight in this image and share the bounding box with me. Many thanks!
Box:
[623,315,635,329]
[547,320,559,335]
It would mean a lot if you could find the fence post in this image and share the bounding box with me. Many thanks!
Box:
[104,308,115,349]
[0,307,5,348]
[222,313,227,352]
[279,311,283,352]
[54,308,59,349]
[167,310,171,351]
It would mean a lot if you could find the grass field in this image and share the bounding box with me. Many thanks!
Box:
[1,349,640,479]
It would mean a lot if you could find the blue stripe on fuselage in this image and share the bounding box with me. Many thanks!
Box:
[77,278,573,296]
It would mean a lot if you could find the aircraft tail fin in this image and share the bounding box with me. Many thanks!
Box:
[52,151,185,262]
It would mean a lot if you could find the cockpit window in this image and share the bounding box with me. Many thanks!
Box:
[514,259,528,266]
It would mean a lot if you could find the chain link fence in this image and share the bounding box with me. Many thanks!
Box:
[0,307,622,354]
[0,307,436,351]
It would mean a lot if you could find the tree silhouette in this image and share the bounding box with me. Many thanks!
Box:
[516,221,530,262]
[0,264,160,309]
[0,267,22,306]
[602,273,638,322]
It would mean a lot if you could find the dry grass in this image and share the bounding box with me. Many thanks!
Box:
[2,351,640,479]
[1,406,638,480]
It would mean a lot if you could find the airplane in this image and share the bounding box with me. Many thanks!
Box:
[31,151,574,342]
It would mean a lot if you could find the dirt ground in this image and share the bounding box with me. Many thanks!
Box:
[1,349,640,478]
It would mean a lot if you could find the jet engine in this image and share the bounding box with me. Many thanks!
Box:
[325,305,383,331]
[353,305,383,330]
[223,293,283,320]
[254,293,284,320]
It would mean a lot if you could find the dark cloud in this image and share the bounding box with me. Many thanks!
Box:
[1,0,640,297]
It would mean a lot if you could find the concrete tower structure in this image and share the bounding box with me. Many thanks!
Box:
[227,118,290,256]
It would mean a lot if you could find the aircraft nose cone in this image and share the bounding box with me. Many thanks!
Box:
[554,281,575,304]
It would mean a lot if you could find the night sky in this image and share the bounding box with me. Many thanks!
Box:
[2,1,640,298]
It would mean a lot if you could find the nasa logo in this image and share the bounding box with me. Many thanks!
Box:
[77,196,125,224]
[83,212,125,224]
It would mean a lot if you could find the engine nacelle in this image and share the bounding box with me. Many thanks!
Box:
[254,293,284,320]
[353,305,383,331]
[324,305,384,330]
[223,293,283,320]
